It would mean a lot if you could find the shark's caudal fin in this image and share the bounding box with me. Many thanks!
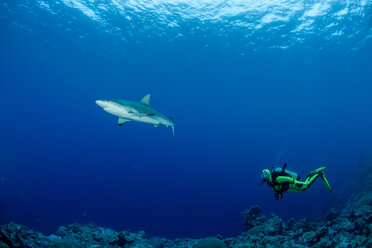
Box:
[140,94,151,106]
[169,115,175,124]
[169,115,175,139]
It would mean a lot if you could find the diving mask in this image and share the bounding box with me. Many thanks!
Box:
[261,169,270,181]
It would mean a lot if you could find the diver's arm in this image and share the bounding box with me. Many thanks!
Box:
[276,176,295,184]
[274,176,294,199]
[274,191,280,200]
[273,189,283,200]
[271,180,285,200]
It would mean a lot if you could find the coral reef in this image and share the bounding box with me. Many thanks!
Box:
[1,192,370,248]
[1,157,371,247]
[235,201,371,248]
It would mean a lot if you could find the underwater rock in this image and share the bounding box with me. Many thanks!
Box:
[293,218,313,233]
[264,214,283,235]
[55,223,153,247]
[284,217,296,231]
[0,221,157,248]
[148,236,169,248]
[325,208,339,222]
[262,235,283,246]
[338,218,355,231]
[0,222,52,248]
[301,231,317,244]
[241,205,266,231]
[194,237,226,248]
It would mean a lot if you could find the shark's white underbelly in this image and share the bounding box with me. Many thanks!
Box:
[103,106,160,125]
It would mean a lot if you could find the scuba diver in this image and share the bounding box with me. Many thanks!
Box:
[261,163,332,200]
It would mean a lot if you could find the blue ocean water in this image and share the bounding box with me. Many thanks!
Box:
[0,0,372,239]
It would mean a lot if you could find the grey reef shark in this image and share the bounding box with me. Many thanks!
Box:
[96,94,175,138]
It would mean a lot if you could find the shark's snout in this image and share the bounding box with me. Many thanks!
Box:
[96,100,108,108]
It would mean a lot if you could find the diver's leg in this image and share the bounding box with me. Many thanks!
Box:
[288,178,319,192]
[286,173,320,192]
[304,173,320,186]
[305,167,332,192]
[286,168,332,192]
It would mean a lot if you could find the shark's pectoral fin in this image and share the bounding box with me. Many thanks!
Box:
[118,118,130,126]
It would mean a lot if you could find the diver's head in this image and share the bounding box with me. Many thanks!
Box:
[261,169,271,182]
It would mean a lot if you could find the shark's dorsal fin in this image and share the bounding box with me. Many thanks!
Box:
[140,94,151,106]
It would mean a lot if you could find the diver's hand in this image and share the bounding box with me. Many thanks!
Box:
[274,192,279,200]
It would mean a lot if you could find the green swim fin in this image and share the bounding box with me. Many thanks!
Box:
[307,167,326,178]
[320,172,332,192]
[314,167,327,173]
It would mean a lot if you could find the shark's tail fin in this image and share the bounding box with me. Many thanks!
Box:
[169,115,175,124]
[169,116,175,139]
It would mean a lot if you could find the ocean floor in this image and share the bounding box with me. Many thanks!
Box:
[1,161,371,248]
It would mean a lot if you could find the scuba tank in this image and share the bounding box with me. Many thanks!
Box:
[272,163,300,180]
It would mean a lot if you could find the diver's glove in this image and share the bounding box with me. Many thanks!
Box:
[274,192,280,200]
[274,191,283,200]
